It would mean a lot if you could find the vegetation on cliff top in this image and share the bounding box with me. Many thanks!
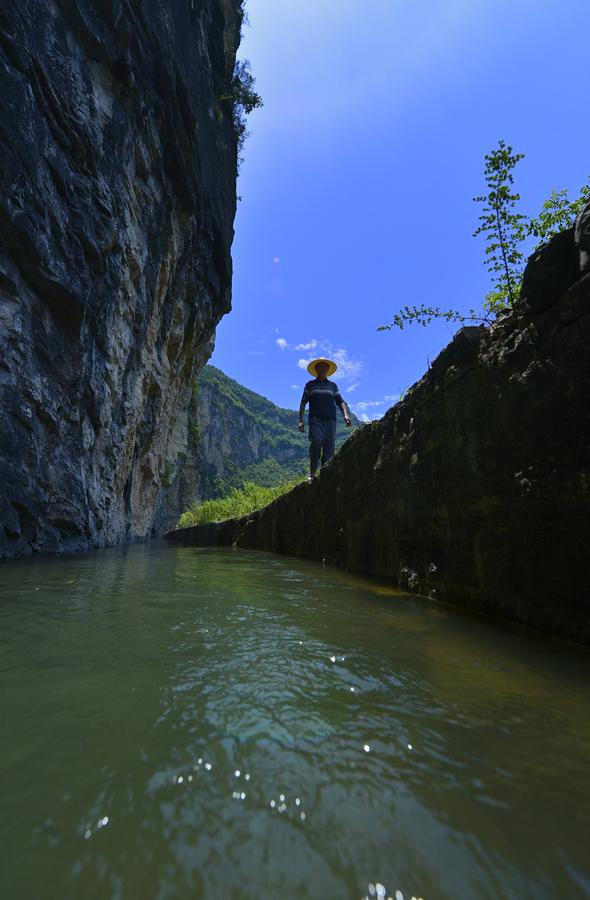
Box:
[380,142,589,331]
[229,60,262,163]
[178,478,303,527]
[221,5,263,165]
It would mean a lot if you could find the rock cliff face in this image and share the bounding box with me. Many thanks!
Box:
[168,204,590,643]
[0,0,242,559]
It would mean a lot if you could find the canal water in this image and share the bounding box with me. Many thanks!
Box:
[1,543,589,900]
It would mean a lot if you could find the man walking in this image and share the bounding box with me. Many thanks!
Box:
[299,357,351,481]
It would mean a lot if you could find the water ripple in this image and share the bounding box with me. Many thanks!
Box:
[1,544,589,899]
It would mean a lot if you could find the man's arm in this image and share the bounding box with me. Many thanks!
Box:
[334,386,351,426]
[298,394,307,432]
[338,399,352,426]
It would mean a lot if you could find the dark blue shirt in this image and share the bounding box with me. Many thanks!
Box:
[302,378,343,420]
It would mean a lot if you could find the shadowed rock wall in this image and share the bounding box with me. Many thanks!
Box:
[0,0,242,558]
[168,207,590,643]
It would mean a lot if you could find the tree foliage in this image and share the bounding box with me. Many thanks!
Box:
[377,305,487,332]
[527,183,590,245]
[227,60,262,163]
[473,140,527,309]
[217,5,263,164]
[379,141,590,331]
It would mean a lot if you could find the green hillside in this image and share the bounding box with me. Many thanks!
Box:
[192,365,362,499]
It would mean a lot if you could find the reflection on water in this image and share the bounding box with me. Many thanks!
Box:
[1,543,589,899]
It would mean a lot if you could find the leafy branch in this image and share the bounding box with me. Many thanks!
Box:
[473,140,527,309]
[220,59,263,165]
[379,140,589,332]
[528,183,590,245]
[377,305,490,332]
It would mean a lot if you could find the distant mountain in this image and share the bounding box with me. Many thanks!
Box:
[187,365,361,500]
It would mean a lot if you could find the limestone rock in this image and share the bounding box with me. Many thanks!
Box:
[519,228,578,314]
[575,198,590,275]
[0,0,242,558]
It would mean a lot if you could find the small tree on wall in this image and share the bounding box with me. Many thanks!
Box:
[473,140,527,315]
[220,59,262,166]
[231,60,263,158]
[378,142,590,332]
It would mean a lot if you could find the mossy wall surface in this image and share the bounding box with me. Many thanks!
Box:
[168,214,590,643]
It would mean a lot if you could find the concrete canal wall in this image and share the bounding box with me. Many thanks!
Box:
[167,213,590,644]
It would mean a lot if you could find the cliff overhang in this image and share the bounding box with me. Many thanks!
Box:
[1,0,243,559]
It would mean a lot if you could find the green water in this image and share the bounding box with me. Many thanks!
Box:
[1,544,589,900]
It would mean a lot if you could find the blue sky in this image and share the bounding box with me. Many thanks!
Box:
[210,0,589,421]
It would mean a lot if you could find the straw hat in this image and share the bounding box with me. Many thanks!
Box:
[307,357,337,377]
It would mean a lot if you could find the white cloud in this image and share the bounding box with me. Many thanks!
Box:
[359,409,386,423]
[329,347,363,382]
[290,384,300,389]
[347,382,360,393]
[353,393,400,413]
[352,392,399,421]
[273,256,280,264]
[354,400,385,411]
[287,341,363,384]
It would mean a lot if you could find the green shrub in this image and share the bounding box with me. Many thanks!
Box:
[379,143,590,330]
[177,479,303,528]
[219,59,262,164]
